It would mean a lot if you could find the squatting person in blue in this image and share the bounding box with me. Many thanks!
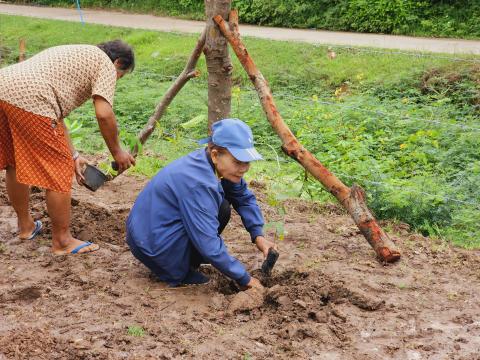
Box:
[126,118,277,289]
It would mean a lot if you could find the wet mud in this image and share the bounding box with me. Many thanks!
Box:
[1,173,480,359]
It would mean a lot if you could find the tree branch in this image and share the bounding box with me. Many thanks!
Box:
[132,28,207,157]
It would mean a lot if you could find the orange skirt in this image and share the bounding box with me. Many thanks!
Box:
[0,100,73,193]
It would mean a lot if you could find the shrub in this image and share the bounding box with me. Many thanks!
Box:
[7,0,480,38]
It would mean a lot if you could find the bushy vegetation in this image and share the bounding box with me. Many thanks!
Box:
[8,0,480,39]
[0,15,479,247]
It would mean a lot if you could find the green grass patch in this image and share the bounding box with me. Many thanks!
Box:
[127,325,145,337]
[0,15,479,248]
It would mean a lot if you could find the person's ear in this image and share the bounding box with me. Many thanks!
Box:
[211,149,218,164]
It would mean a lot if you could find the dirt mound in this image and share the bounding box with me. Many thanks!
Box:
[228,287,266,314]
[0,328,66,359]
[1,173,480,359]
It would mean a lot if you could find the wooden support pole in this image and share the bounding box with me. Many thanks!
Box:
[131,29,207,158]
[214,12,400,263]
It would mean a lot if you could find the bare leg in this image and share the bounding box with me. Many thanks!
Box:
[5,166,35,238]
[46,189,99,254]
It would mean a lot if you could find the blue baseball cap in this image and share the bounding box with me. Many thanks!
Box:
[198,118,263,162]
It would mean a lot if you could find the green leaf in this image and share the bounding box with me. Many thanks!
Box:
[180,114,207,129]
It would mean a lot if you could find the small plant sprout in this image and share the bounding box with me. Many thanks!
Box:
[265,191,287,242]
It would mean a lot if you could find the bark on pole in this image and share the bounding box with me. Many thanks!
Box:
[131,29,207,158]
[214,13,401,263]
[204,0,233,128]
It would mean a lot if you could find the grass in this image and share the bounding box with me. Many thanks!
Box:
[0,243,7,254]
[0,15,479,248]
[127,325,145,337]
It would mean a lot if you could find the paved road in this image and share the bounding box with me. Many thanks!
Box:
[1,3,479,55]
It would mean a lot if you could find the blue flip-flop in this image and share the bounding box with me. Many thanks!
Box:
[25,220,43,241]
[70,241,99,254]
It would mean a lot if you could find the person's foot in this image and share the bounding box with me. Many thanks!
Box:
[19,220,43,240]
[182,269,210,285]
[18,219,36,239]
[52,237,99,255]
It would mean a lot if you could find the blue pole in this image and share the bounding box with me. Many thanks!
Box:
[75,0,85,26]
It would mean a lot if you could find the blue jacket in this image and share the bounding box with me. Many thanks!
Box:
[126,149,264,286]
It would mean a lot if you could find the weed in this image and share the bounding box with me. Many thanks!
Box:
[446,292,460,301]
[304,259,323,269]
[127,325,145,337]
[242,353,253,360]
[0,243,7,254]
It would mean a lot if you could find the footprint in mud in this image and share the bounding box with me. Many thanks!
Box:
[2,286,42,303]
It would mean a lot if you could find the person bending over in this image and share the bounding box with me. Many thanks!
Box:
[0,40,136,254]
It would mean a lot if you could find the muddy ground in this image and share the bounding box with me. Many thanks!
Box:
[1,171,479,359]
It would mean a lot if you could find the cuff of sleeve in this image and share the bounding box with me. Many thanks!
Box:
[236,272,251,287]
[249,226,264,243]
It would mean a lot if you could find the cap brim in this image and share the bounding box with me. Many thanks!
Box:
[228,147,263,162]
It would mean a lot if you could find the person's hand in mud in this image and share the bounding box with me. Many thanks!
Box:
[244,276,263,290]
[254,236,277,258]
[112,149,136,174]
[74,155,88,185]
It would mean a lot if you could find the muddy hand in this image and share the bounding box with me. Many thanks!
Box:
[112,149,136,174]
[255,236,277,258]
[244,276,263,290]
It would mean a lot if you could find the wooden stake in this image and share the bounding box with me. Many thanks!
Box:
[214,13,400,263]
[18,39,26,62]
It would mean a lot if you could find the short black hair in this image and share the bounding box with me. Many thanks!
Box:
[97,39,135,72]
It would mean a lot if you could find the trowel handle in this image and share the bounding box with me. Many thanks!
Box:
[261,248,279,276]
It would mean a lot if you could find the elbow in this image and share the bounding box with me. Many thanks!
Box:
[96,111,115,123]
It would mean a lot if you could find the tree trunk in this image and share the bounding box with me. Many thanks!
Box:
[204,0,232,129]
[214,13,401,263]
